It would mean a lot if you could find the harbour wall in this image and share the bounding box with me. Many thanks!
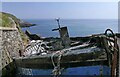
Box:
[0,27,24,77]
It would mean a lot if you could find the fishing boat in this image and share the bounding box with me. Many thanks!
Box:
[14,19,120,77]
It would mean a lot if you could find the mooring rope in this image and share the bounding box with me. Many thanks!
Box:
[51,51,60,68]
[51,50,64,77]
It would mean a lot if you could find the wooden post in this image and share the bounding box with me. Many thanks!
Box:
[111,36,118,77]
[53,19,71,48]
[101,36,111,68]
[59,27,71,48]
[117,37,120,77]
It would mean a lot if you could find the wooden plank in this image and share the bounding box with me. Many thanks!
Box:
[15,58,107,69]
[15,50,107,69]
[117,37,120,77]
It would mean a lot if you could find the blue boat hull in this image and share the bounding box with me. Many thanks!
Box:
[17,65,110,77]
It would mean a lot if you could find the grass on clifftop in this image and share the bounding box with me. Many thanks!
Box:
[0,12,29,45]
[0,12,20,27]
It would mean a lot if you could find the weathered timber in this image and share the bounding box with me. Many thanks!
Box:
[15,59,107,69]
[25,30,42,40]
[117,37,120,77]
[15,47,107,69]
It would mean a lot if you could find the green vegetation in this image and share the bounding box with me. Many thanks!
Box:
[0,12,29,45]
[0,12,19,27]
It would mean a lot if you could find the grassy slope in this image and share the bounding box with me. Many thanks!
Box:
[0,12,29,45]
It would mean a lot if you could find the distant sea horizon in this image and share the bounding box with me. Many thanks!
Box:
[22,19,118,37]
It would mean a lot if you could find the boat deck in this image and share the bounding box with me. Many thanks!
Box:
[14,34,120,77]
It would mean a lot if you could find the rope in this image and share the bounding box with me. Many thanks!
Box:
[50,37,94,77]
[24,40,48,56]
[51,51,63,77]
[51,51,60,67]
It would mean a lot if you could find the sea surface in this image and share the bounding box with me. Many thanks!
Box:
[22,19,118,37]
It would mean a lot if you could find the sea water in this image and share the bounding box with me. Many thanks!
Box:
[22,19,118,37]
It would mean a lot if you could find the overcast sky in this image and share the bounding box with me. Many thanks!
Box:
[2,2,118,19]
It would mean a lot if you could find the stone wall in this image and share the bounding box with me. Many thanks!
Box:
[0,27,24,70]
[1,28,23,67]
[0,29,2,77]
